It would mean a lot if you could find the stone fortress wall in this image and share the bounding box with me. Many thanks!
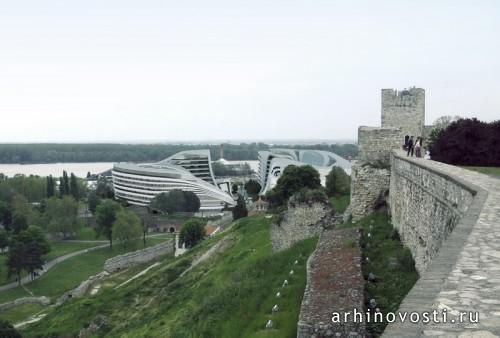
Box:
[383,151,500,336]
[348,87,427,221]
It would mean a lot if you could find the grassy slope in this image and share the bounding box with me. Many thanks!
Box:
[0,237,169,304]
[24,215,318,338]
[340,211,419,336]
[329,194,350,213]
[462,166,500,179]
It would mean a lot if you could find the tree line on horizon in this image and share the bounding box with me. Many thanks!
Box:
[0,143,358,164]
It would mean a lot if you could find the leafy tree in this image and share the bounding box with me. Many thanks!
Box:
[96,177,114,199]
[22,225,51,280]
[183,191,201,213]
[95,199,122,249]
[87,191,101,214]
[0,201,12,229]
[59,171,70,197]
[232,195,248,220]
[140,212,154,247]
[244,179,261,199]
[265,165,321,207]
[150,190,185,214]
[178,219,206,248]
[46,175,55,198]
[70,173,80,200]
[43,196,82,239]
[112,210,142,249]
[325,167,351,197]
[289,188,328,206]
[0,229,8,253]
[7,225,50,283]
[0,320,22,338]
[11,213,28,234]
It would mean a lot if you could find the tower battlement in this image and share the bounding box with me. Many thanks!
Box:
[381,87,425,138]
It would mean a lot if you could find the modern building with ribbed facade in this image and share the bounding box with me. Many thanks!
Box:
[258,148,352,195]
[112,150,235,215]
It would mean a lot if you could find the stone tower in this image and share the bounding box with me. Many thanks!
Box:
[381,87,425,138]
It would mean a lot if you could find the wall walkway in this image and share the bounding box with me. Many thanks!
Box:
[384,150,500,337]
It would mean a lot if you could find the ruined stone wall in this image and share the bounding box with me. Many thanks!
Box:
[348,163,391,222]
[381,87,425,138]
[0,296,50,311]
[270,202,330,252]
[358,126,402,164]
[104,240,174,273]
[297,228,365,338]
[389,151,475,273]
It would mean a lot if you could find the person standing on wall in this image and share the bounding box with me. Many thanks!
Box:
[407,136,414,157]
[404,135,409,150]
[415,136,422,158]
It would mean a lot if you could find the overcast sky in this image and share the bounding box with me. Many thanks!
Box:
[0,0,499,143]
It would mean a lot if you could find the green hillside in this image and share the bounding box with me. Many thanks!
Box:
[23,215,318,338]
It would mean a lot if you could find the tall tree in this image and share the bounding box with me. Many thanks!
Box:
[46,175,55,198]
[43,196,82,239]
[112,210,142,249]
[183,191,201,213]
[7,225,50,283]
[95,199,122,249]
[87,191,101,215]
[0,229,8,253]
[232,195,248,220]
[325,167,351,197]
[244,179,261,199]
[150,190,185,214]
[69,173,80,200]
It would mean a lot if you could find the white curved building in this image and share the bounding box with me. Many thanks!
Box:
[258,148,352,195]
[112,150,235,214]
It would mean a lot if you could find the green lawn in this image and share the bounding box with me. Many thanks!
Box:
[0,241,102,286]
[23,215,318,338]
[340,211,419,335]
[0,303,45,324]
[0,236,171,304]
[329,194,350,213]
[72,226,106,240]
[462,166,500,178]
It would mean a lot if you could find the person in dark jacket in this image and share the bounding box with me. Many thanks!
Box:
[407,136,414,157]
[404,135,409,150]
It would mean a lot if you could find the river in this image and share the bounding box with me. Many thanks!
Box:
[0,162,114,178]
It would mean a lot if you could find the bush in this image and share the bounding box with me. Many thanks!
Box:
[289,188,328,206]
[265,165,322,208]
[325,167,351,197]
[232,196,248,220]
[178,219,206,248]
[429,118,500,166]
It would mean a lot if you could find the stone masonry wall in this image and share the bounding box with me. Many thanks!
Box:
[358,126,402,164]
[384,150,500,336]
[104,240,174,273]
[0,296,50,311]
[389,152,475,273]
[270,202,330,252]
[381,87,425,138]
[297,228,365,338]
[348,163,391,222]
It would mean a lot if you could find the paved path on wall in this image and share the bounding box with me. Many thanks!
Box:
[384,151,500,337]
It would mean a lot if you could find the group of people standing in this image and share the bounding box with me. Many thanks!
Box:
[404,135,424,158]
